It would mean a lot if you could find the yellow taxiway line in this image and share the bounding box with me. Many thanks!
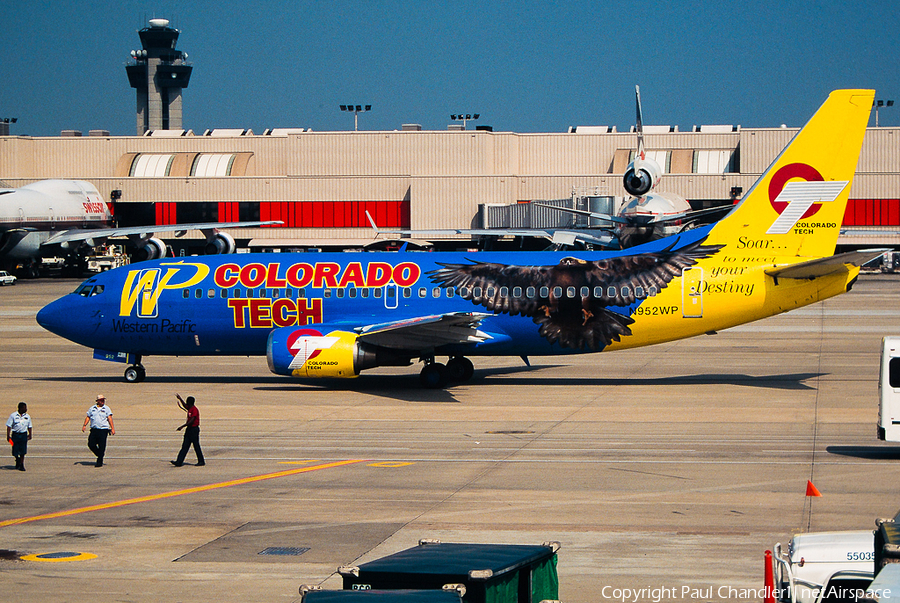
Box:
[0,459,365,528]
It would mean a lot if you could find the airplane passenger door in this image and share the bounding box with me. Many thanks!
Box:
[682,267,703,318]
[384,283,399,309]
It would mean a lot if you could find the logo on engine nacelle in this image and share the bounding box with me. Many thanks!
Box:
[287,329,339,370]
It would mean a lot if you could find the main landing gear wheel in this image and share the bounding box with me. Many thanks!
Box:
[419,362,448,389]
[124,365,146,383]
[446,356,474,382]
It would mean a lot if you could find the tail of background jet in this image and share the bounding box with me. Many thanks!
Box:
[707,89,874,259]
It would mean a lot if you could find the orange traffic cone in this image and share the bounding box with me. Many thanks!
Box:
[806,480,822,497]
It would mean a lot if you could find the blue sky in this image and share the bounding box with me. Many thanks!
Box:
[1,1,898,136]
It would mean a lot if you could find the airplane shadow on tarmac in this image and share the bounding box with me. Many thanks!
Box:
[827,446,900,460]
[27,367,822,404]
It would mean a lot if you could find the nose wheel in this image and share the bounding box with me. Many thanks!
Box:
[124,364,146,383]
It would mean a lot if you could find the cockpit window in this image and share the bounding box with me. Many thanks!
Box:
[75,281,101,297]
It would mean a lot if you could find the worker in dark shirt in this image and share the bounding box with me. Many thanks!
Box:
[171,394,205,467]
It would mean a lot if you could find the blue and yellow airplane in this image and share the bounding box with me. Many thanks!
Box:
[37,90,883,388]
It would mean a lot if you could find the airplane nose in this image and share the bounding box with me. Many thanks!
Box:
[36,297,73,338]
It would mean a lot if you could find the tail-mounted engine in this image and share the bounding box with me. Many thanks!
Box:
[267,325,409,379]
[623,155,662,197]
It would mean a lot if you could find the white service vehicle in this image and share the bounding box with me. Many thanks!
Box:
[0,270,16,285]
[771,531,874,603]
[878,336,900,441]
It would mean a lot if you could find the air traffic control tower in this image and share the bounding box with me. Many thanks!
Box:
[125,18,192,134]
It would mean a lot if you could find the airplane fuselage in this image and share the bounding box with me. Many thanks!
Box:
[36,224,856,364]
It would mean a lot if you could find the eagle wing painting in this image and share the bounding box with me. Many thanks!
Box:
[427,238,724,350]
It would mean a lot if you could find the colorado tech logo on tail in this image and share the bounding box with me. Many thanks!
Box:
[765,163,847,235]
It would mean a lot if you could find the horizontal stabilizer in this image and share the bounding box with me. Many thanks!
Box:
[765,248,890,279]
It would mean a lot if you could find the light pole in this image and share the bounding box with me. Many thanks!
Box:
[875,100,894,127]
[340,104,371,131]
[450,113,480,129]
[0,117,17,136]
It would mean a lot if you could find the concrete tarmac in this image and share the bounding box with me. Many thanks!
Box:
[1,275,899,602]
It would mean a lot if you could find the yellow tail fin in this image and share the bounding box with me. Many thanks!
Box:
[707,89,874,259]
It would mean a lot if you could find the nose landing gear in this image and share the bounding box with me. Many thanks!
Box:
[124,358,146,383]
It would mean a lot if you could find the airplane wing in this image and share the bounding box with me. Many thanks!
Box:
[365,212,616,248]
[42,221,282,245]
[356,312,494,350]
[765,248,890,279]
[533,202,732,225]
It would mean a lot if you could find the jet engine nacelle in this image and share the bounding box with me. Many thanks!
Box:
[267,325,409,379]
[134,237,168,262]
[623,156,662,197]
[205,232,236,255]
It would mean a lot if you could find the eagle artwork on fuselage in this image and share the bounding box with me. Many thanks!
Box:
[427,238,723,350]
[36,90,888,388]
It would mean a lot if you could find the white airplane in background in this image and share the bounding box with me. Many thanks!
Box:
[369,86,731,250]
[0,179,279,276]
[536,85,732,248]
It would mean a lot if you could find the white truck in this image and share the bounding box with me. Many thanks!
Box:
[0,270,16,285]
[879,336,900,441]
[771,530,874,603]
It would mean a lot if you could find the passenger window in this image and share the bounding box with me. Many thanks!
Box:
[539,286,548,298]
[580,286,589,298]
[418,287,426,298]
[299,288,306,298]
[336,288,344,298]
[259,289,266,298]
[207,289,215,299]
[635,286,645,298]
[183,289,190,299]
[607,286,617,297]
[351,288,358,298]
[432,287,441,298]
[485,287,494,298]
[566,286,576,298]
[621,285,630,297]
[526,287,536,298]
[500,286,508,297]
[246,289,254,298]
[220,289,228,299]
[513,286,522,298]
[473,287,482,298]
[285,288,293,298]
[324,289,331,298]
[402,288,411,298]
[648,286,658,297]
[272,289,280,299]
[445,288,454,298]
[552,286,562,298]
[459,287,470,297]
[194,289,202,299]
[361,289,369,298]
[374,288,382,298]
[594,286,603,298]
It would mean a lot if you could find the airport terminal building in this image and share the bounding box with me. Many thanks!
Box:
[1,123,898,253]
[3,18,897,255]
